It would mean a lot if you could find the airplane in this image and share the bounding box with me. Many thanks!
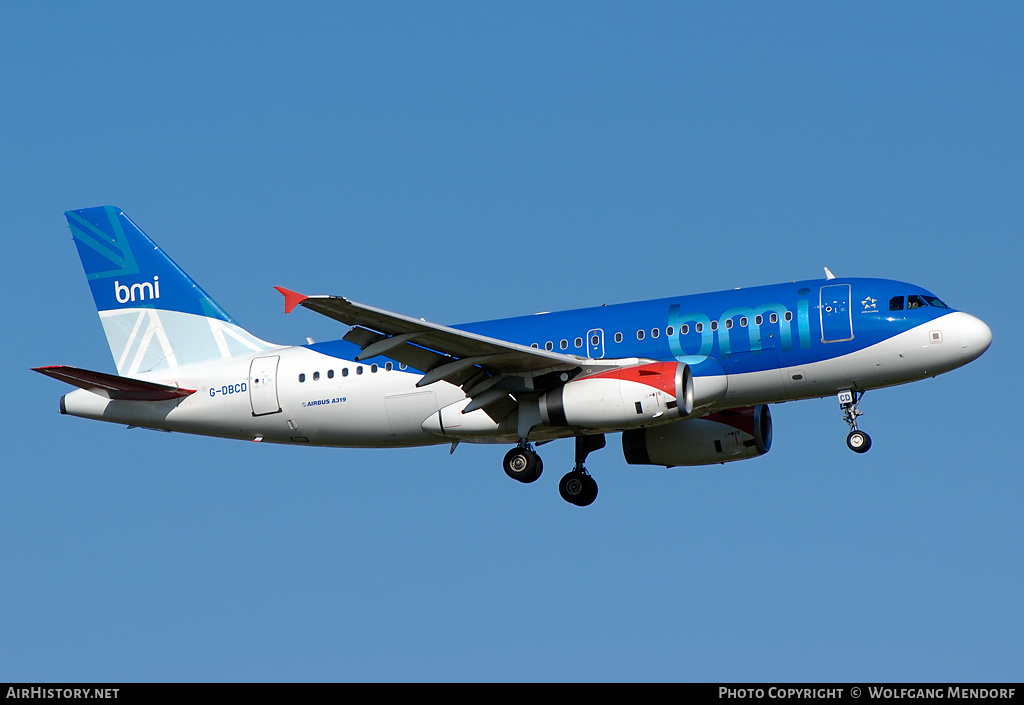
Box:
[36,206,993,506]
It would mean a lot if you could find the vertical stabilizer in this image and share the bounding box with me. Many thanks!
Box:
[66,206,275,376]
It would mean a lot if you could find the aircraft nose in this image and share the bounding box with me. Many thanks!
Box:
[958,313,992,363]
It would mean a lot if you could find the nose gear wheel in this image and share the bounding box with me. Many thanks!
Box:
[838,390,871,454]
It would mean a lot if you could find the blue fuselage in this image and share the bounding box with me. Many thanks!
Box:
[312,277,951,378]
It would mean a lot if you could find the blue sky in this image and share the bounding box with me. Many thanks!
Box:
[2,2,1021,682]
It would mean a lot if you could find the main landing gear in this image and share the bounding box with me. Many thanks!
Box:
[503,444,543,483]
[558,434,605,507]
[839,389,871,453]
[503,434,605,506]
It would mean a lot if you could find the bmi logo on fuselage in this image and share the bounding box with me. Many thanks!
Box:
[114,276,160,304]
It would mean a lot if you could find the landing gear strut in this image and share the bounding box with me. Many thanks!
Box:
[838,389,871,453]
[559,434,605,506]
[503,443,543,483]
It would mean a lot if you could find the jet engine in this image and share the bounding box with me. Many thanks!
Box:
[621,405,773,466]
[538,361,693,430]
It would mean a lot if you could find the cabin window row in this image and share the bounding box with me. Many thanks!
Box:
[533,336,592,351]
[528,311,795,349]
[298,361,394,382]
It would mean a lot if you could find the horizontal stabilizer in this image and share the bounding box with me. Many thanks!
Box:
[33,365,196,401]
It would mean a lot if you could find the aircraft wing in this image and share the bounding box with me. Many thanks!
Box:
[276,287,588,415]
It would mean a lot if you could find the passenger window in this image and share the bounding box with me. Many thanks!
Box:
[613,333,622,343]
[327,369,334,379]
[769,313,778,324]
[299,373,305,383]
[666,326,674,336]
[575,337,583,348]
[710,320,718,331]
[530,343,539,349]
[560,339,568,350]
[342,368,349,377]
[591,335,600,346]
[371,364,378,373]
[740,317,748,327]
[695,323,703,333]
[651,328,659,338]
[784,311,793,321]
[357,366,363,375]
[313,371,320,381]
[890,296,904,311]
[755,315,763,325]
[545,341,553,351]
[637,330,645,340]
[385,362,393,371]
[681,324,689,335]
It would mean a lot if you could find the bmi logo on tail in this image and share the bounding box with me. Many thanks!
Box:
[114,276,161,304]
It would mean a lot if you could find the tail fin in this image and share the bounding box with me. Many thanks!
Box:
[66,206,275,376]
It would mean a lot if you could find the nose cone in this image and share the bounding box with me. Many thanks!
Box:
[959,313,992,363]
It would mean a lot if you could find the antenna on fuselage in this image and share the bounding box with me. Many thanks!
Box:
[824,267,836,280]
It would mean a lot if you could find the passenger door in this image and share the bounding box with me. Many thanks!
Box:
[820,284,853,343]
[249,355,282,416]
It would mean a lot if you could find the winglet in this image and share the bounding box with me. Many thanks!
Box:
[275,287,309,314]
[824,267,836,280]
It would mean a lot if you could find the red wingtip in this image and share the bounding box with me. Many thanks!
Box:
[275,286,308,314]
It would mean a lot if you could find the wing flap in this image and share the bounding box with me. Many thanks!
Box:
[34,365,196,401]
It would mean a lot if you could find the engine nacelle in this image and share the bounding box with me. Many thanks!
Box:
[621,404,773,466]
[539,362,693,430]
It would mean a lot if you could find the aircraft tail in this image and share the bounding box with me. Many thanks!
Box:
[65,206,275,376]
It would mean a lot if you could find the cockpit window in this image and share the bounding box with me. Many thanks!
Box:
[891,294,949,312]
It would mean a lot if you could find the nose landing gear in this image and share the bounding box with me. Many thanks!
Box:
[839,389,871,453]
